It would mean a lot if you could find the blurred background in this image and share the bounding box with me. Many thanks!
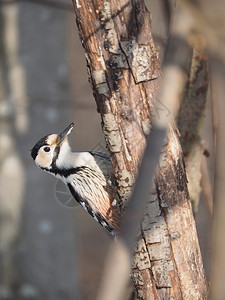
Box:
[0,0,212,299]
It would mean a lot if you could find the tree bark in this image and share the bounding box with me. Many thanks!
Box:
[72,0,207,298]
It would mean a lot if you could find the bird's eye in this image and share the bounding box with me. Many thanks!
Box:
[43,147,51,152]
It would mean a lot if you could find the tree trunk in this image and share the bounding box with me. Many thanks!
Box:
[72,0,207,298]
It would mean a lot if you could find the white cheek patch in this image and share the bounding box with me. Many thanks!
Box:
[35,151,53,168]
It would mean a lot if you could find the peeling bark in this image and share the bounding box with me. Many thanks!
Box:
[73,0,159,200]
[72,0,207,298]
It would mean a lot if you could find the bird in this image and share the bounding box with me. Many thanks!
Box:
[31,123,121,237]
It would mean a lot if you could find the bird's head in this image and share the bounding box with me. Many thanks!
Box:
[31,122,74,170]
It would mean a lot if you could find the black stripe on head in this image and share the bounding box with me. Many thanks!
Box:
[51,144,60,169]
[31,135,49,160]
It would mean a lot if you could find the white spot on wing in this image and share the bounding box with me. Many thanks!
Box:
[101,221,107,227]
[93,214,98,222]
[80,201,88,211]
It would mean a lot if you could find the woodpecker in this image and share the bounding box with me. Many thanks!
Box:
[31,123,121,237]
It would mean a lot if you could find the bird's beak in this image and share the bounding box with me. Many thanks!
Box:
[59,122,74,143]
